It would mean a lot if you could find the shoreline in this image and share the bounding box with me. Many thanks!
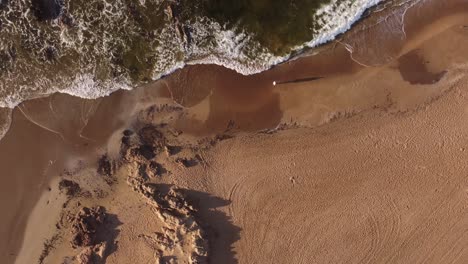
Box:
[0,0,403,125]
[1,0,468,263]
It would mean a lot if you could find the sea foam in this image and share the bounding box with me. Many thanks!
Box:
[0,0,389,110]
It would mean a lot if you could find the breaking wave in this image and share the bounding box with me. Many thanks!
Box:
[0,0,401,109]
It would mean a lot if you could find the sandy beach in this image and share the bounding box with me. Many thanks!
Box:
[1,0,468,263]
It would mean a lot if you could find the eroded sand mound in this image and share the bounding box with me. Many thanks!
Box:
[13,2,468,263]
[39,69,468,263]
[35,104,227,263]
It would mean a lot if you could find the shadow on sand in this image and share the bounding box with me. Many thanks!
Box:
[95,211,122,263]
[155,184,241,264]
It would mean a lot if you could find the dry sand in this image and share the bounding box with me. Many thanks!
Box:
[1,0,468,263]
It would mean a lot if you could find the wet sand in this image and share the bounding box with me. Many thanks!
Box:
[1,0,468,263]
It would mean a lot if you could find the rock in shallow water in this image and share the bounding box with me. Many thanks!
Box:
[32,0,63,21]
[0,0,9,10]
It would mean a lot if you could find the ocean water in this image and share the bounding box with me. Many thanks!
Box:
[0,0,414,139]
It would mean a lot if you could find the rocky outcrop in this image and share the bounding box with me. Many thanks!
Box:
[70,206,106,248]
[97,154,117,185]
[58,179,82,197]
[69,206,119,264]
[129,179,209,264]
[76,242,108,264]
